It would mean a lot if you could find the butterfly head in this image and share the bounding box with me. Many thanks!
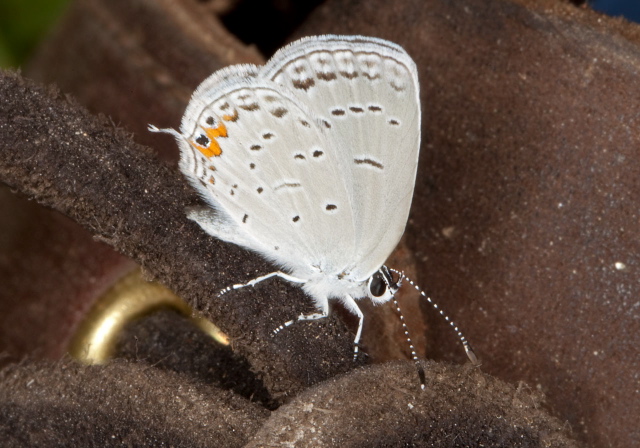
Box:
[366,265,402,304]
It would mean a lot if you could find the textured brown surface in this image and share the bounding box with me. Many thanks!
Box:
[1,0,638,446]
[297,0,640,447]
[0,187,134,363]
[114,308,273,407]
[0,360,268,447]
[248,361,579,448]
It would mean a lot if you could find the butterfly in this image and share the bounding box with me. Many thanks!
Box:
[150,35,476,387]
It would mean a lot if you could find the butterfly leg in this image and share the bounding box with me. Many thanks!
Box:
[218,271,306,296]
[273,298,329,336]
[340,294,364,361]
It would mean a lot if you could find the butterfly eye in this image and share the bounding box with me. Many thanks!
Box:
[368,272,387,297]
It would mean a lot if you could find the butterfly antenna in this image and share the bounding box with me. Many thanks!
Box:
[390,293,427,389]
[390,269,479,367]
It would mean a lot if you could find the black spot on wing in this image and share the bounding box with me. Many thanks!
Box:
[270,107,288,118]
[195,135,209,146]
[340,71,358,79]
[354,158,384,170]
[275,182,302,191]
[390,82,406,92]
[293,78,315,90]
[239,103,260,111]
[317,72,337,81]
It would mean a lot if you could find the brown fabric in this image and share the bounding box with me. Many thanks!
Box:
[248,361,579,448]
[1,0,638,446]
[0,187,134,363]
[114,308,273,408]
[0,359,268,447]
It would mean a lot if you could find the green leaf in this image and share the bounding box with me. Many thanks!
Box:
[0,0,70,67]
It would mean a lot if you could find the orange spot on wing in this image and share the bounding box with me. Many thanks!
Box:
[191,139,218,158]
[191,123,229,158]
[222,110,239,122]
[206,123,228,139]
[207,138,222,156]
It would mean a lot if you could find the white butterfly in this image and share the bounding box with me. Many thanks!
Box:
[151,35,475,377]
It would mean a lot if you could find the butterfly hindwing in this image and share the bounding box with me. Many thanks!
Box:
[178,66,357,275]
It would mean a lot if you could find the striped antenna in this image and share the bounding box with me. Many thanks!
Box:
[390,294,427,389]
[389,269,479,380]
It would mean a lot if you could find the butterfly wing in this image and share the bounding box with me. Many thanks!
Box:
[261,36,421,281]
[176,64,357,277]
[175,35,420,283]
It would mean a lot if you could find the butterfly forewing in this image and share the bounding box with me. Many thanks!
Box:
[261,36,421,280]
